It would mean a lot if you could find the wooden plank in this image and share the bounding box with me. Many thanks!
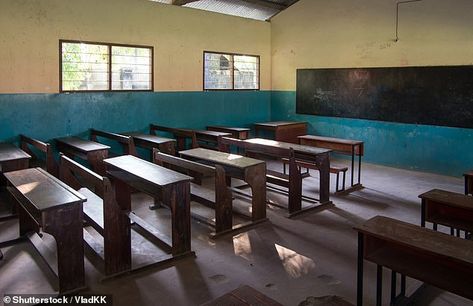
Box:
[180,148,264,169]
[5,168,86,212]
[104,155,192,187]
[419,189,473,211]
[0,143,31,162]
[56,137,110,153]
[244,138,331,155]
[254,121,307,128]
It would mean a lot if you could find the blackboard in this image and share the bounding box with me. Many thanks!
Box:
[296,66,473,128]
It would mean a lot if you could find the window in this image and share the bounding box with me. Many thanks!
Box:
[204,51,259,90]
[60,40,153,92]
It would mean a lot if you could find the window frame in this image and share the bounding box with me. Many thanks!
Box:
[59,39,154,93]
[203,51,260,91]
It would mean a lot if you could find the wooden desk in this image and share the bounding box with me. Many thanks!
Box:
[202,285,283,306]
[298,135,364,190]
[464,170,473,195]
[244,138,332,211]
[0,143,31,183]
[207,126,250,140]
[104,155,194,275]
[254,121,307,143]
[179,148,267,225]
[56,137,110,175]
[419,189,473,236]
[355,216,473,306]
[5,167,86,293]
[192,130,232,149]
[127,133,176,155]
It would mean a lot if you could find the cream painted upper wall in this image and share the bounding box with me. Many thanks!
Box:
[0,0,271,93]
[271,0,473,90]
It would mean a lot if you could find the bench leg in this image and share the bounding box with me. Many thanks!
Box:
[316,153,330,204]
[215,165,233,233]
[288,159,302,214]
[163,182,191,255]
[336,172,340,192]
[376,265,383,306]
[357,233,364,306]
[390,271,396,304]
[42,204,84,293]
[245,163,267,221]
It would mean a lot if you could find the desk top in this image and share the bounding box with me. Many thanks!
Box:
[254,121,307,128]
[105,155,192,187]
[4,167,86,212]
[180,148,264,170]
[419,189,473,210]
[464,170,473,178]
[244,138,331,155]
[56,137,110,153]
[194,130,232,138]
[298,135,364,146]
[355,216,473,265]
[128,133,176,145]
[0,143,31,163]
[207,126,250,133]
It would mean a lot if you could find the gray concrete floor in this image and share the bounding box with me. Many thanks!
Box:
[1,158,472,306]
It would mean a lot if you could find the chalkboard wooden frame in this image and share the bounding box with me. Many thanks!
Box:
[296,66,473,128]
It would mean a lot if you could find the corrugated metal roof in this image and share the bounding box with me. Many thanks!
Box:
[149,0,299,21]
[184,0,279,21]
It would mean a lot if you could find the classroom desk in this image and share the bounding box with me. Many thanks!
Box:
[298,135,364,190]
[4,167,86,293]
[419,189,473,236]
[206,126,250,140]
[127,133,176,155]
[244,138,332,207]
[0,143,31,184]
[254,121,307,143]
[193,130,232,149]
[355,216,473,306]
[104,155,194,275]
[56,137,110,175]
[179,148,267,225]
[464,170,473,195]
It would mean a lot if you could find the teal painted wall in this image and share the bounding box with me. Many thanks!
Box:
[0,91,271,143]
[271,91,473,177]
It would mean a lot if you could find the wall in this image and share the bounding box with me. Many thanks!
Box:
[270,0,473,176]
[0,0,271,142]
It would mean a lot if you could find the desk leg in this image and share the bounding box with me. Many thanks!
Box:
[357,146,362,185]
[105,178,132,275]
[245,163,267,221]
[376,265,383,306]
[357,232,364,306]
[420,199,425,227]
[465,177,469,195]
[390,271,397,304]
[43,204,84,293]
[88,150,108,176]
[164,181,191,255]
[316,152,330,204]
[215,165,233,233]
[288,158,302,214]
[351,147,355,186]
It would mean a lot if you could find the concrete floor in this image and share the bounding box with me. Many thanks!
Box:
[1,158,472,306]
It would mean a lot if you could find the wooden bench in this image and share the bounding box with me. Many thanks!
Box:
[150,124,198,152]
[58,153,119,275]
[298,135,364,191]
[192,130,232,150]
[153,149,245,237]
[55,136,110,175]
[4,167,86,293]
[103,155,194,276]
[90,129,137,157]
[464,170,473,196]
[20,134,57,177]
[282,158,348,192]
[219,137,331,217]
[419,189,473,238]
[355,216,473,306]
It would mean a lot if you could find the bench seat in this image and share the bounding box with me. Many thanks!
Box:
[79,187,104,235]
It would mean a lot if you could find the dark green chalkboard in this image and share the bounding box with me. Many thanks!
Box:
[296,66,473,128]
